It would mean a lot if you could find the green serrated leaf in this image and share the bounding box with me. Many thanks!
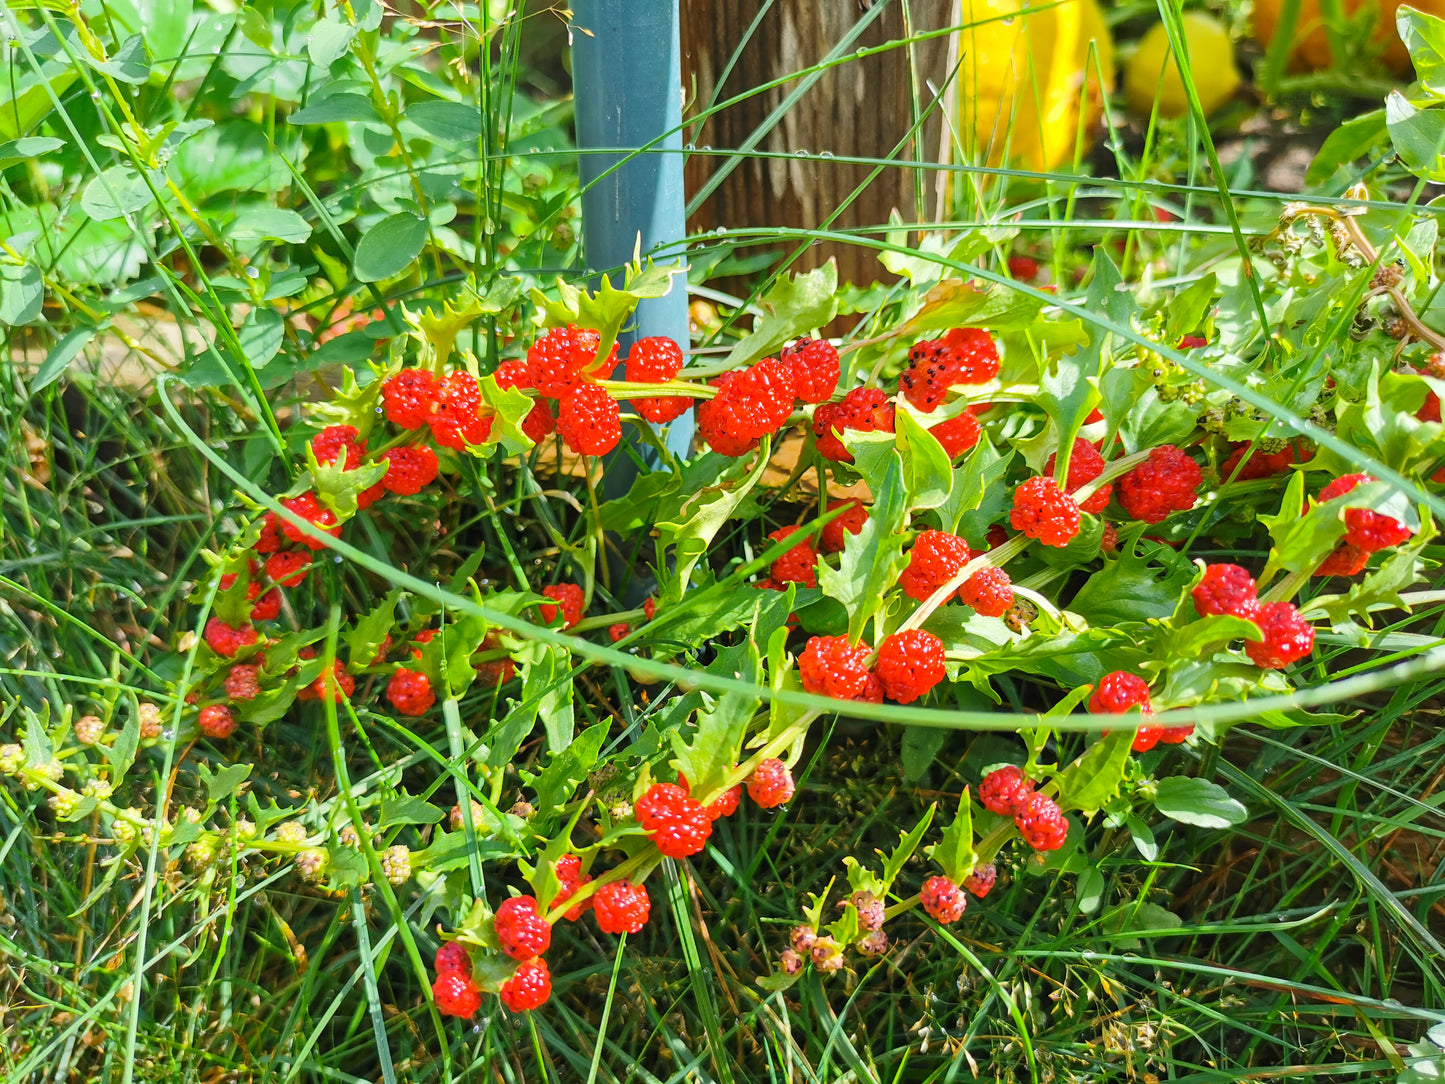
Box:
[200,762,252,808]
[1054,730,1133,816]
[531,722,605,814]
[894,408,953,511]
[817,454,909,641]
[379,791,446,828]
[881,805,935,889]
[672,639,761,800]
[927,790,974,883]
[721,262,838,368]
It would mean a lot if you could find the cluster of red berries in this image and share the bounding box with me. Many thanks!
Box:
[979,766,1070,851]
[698,339,842,456]
[797,629,946,706]
[1190,563,1315,670]
[1314,474,1415,577]
[1088,671,1193,751]
[897,530,1015,617]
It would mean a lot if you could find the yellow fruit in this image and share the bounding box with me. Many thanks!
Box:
[1252,0,1445,74]
[1124,13,1241,119]
[955,0,1116,172]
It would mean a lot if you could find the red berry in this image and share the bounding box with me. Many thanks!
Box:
[820,498,868,554]
[958,566,1013,617]
[812,388,895,462]
[695,371,762,457]
[382,369,439,430]
[798,634,873,699]
[963,863,997,898]
[266,551,310,588]
[312,424,365,471]
[1319,475,1411,552]
[386,667,435,715]
[225,663,261,701]
[943,327,1001,383]
[1130,725,1165,752]
[495,360,558,441]
[1010,476,1081,547]
[1014,791,1069,851]
[875,629,946,704]
[608,622,630,642]
[643,598,657,621]
[705,784,741,820]
[249,586,281,622]
[539,583,585,629]
[380,446,439,495]
[553,854,592,921]
[494,895,553,960]
[781,337,841,403]
[1245,601,1315,669]
[635,782,688,830]
[254,512,284,554]
[747,759,795,808]
[528,325,615,399]
[1088,671,1152,715]
[430,372,493,451]
[929,412,982,458]
[593,879,650,934]
[1117,446,1202,524]
[558,383,622,456]
[1314,541,1370,577]
[725,356,798,438]
[204,617,257,658]
[280,492,341,550]
[1221,440,1311,481]
[307,660,354,702]
[198,704,235,739]
[625,336,692,423]
[1158,724,1194,744]
[499,958,551,1012]
[1009,255,1040,280]
[898,530,971,602]
[979,765,1032,816]
[1191,563,1259,619]
[767,526,817,587]
[432,971,481,1018]
[651,801,712,858]
[920,875,967,923]
[435,941,471,977]
[1046,438,1111,514]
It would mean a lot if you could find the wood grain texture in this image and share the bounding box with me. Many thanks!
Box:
[681,0,957,289]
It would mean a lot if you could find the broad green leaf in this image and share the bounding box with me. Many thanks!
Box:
[0,262,43,326]
[308,18,358,67]
[1152,776,1248,828]
[1307,108,1388,185]
[893,277,1046,339]
[901,726,946,782]
[1070,527,1197,626]
[344,590,401,666]
[406,100,484,143]
[80,165,158,221]
[1099,899,1182,949]
[0,136,63,168]
[229,208,312,246]
[1399,5,1445,93]
[1075,866,1105,914]
[1054,730,1133,816]
[1386,91,1445,182]
[237,307,285,370]
[290,93,382,124]
[721,262,838,368]
[88,34,150,84]
[354,214,428,283]
[938,436,1010,537]
[137,0,194,68]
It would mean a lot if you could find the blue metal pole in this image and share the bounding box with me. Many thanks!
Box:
[570,0,694,462]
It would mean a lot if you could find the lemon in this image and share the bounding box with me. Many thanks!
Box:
[955,0,1116,172]
[1124,13,1240,119]
[1253,0,1445,74]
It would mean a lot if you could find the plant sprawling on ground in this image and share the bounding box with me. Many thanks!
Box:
[3,1,1445,1082]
